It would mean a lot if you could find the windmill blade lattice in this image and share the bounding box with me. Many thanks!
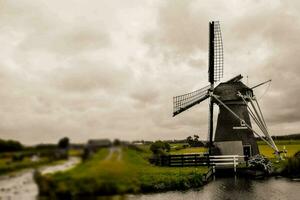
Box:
[213,21,224,82]
[173,85,210,116]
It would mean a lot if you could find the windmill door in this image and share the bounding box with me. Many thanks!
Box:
[243,145,252,159]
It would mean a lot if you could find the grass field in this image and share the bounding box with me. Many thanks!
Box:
[37,147,208,197]
[171,147,207,154]
[170,140,300,159]
[257,139,300,145]
[259,144,299,158]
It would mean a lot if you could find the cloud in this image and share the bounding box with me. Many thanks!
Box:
[51,60,131,93]
[228,1,300,127]
[18,27,111,56]
[143,0,210,65]
[0,0,299,144]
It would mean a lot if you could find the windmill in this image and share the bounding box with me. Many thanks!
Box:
[173,21,281,158]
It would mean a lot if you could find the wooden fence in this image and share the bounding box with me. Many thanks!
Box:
[156,153,209,167]
[209,155,245,172]
[156,154,245,171]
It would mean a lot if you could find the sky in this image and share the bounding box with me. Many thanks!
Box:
[0,0,299,145]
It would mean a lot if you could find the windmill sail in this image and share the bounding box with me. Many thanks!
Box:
[208,21,224,154]
[173,85,210,116]
[209,21,224,83]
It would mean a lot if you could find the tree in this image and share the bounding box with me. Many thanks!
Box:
[150,141,170,155]
[186,135,204,147]
[186,136,193,144]
[0,139,23,152]
[194,135,199,142]
[58,137,70,149]
[113,139,121,146]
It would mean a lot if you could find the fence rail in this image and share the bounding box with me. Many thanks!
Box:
[155,154,245,171]
[156,154,209,167]
[209,155,245,172]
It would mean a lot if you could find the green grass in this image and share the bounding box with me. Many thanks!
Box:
[0,157,54,175]
[258,139,300,159]
[36,147,208,197]
[169,140,300,158]
[171,147,207,154]
[68,149,83,157]
[257,139,300,145]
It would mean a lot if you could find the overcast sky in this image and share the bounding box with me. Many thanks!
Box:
[0,0,299,144]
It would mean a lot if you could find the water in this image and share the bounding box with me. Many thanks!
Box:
[0,157,79,200]
[124,177,300,200]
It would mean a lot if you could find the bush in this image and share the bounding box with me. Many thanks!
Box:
[248,154,273,174]
[294,151,300,158]
[150,141,170,155]
[282,151,300,177]
[81,147,90,161]
[12,154,24,162]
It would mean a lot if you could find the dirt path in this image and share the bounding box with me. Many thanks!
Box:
[105,147,122,161]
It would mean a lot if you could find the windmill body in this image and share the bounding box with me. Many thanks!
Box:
[213,76,259,156]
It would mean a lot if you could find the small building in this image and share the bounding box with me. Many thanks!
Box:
[86,139,112,152]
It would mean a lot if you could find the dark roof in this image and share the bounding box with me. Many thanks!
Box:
[225,74,243,83]
[214,80,252,102]
[87,139,111,147]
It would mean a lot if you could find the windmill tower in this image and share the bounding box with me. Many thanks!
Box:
[213,75,259,156]
[173,21,280,158]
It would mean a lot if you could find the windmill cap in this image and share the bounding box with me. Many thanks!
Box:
[213,80,253,102]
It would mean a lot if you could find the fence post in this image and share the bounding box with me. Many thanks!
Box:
[207,154,210,167]
[159,155,162,166]
[233,156,236,173]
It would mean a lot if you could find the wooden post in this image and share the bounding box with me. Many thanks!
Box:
[233,156,236,173]
[207,154,210,166]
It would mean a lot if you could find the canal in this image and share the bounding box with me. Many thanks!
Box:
[124,177,300,200]
[0,157,79,200]
[0,163,299,200]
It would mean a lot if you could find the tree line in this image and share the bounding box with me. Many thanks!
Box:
[0,137,70,153]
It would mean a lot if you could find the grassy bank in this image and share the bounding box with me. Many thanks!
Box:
[0,148,74,175]
[0,157,58,175]
[36,147,208,197]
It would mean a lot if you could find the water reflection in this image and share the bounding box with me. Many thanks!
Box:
[122,177,299,200]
